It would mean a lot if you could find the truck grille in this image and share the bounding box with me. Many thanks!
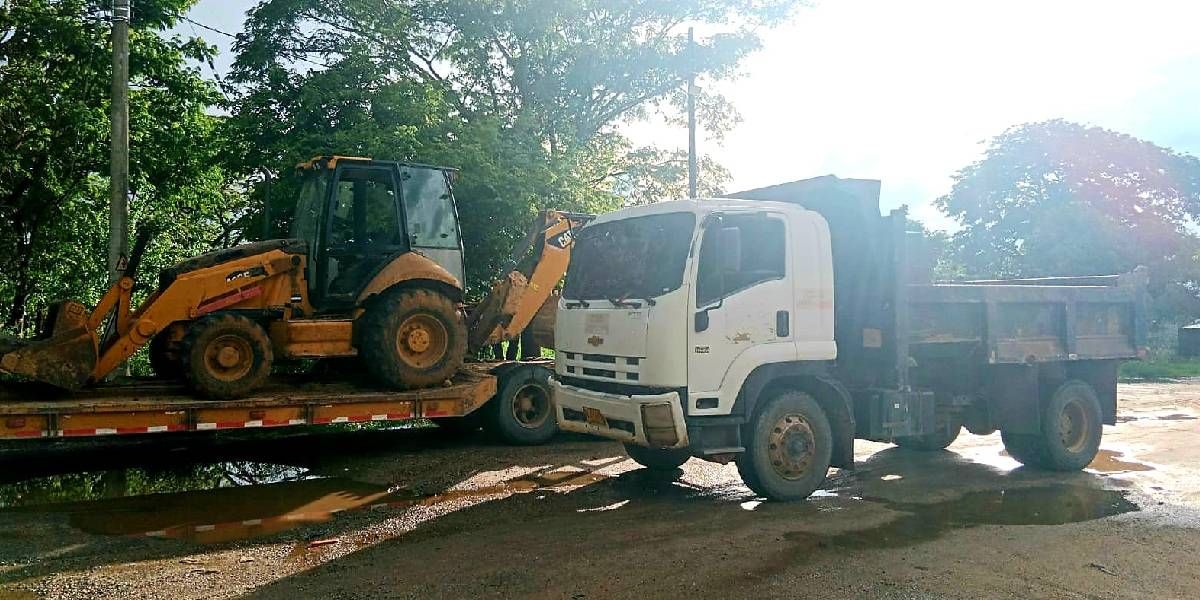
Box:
[559,352,641,382]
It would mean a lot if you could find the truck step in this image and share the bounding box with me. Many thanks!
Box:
[698,446,745,456]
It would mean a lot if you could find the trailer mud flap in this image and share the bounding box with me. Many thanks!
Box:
[986,364,1041,435]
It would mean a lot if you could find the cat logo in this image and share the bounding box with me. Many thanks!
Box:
[587,335,604,346]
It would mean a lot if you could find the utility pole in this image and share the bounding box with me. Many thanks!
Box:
[686,27,698,200]
[108,0,131,284]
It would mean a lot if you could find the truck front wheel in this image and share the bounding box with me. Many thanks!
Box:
[1001,380,1102,471]
[624,444,691,471]
[737,390,833,501]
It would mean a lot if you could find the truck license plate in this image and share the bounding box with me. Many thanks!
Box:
[584,407,607,427]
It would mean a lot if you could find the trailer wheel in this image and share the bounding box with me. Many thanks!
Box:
[737,390,832,501]
[360,287,466,390]
[182,313,273,400]
[1002,380,1102,471]
[486,364,557,445]
[895,416,961,451]
[624,444,690,471]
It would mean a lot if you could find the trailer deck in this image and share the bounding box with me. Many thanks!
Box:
[0,364,496,440]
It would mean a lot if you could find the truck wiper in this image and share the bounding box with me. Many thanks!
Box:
[606,295,656,308]
[564,299,590,309]
[607,296,639,308]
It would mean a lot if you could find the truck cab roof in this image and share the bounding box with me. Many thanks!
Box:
[588,198,814,228]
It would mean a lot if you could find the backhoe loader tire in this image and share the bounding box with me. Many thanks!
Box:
[182,313,273,400]
[149,330,184,380]
[360,287,466,390]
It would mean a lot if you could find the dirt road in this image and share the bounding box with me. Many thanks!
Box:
[1,381,1198,599]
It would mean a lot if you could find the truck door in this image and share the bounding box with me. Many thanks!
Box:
[399,166,465,284]
[688,212,795,408]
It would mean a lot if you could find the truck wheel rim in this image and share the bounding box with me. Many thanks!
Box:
[1058,397,1090,453]
[768,413,815,480]
[511,383,550,429]
[205,335,253,382]
[396,314,448,369]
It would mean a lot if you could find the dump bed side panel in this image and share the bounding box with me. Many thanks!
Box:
[908,280,1145,363]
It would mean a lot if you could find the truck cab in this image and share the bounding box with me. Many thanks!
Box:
[554,176,1146,501]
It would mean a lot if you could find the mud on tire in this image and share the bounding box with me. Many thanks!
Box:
[182,313,273,400]
[359,287,466,390]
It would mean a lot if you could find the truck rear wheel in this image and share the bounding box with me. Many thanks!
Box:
[359,287,466,390]
[182,314,273,400]
[486,364,557,445]
[737,390,832,501]
[624,443,690,471]
[1001,380,1102,471]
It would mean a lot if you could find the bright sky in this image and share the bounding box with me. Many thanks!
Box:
[181,0,1200,230]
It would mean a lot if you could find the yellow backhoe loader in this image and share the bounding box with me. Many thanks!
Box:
[0,156,590,402]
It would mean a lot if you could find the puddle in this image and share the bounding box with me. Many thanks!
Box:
[782,483,1137,554]
[0,462,613,544]
[1088,449,1154,473]
[0,461,313,509]
[1116,412,1198,423]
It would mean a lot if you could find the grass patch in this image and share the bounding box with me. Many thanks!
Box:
[1119,358,1200,382]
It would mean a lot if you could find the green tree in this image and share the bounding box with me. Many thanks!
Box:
[0,0,232,331]
[227,0,793,295]
[938,120,1200,320]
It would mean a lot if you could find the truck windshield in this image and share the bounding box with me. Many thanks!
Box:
[563,212,696,301]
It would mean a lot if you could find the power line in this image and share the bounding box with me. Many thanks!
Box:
[179,15,236,39]
[178,15,331,70]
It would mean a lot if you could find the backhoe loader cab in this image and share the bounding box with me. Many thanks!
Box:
[290,157,465,308]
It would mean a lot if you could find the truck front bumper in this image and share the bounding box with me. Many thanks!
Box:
[552,379,689,449]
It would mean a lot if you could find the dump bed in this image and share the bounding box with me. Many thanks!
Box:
[909,273,1146,364]
[0,365,496,440]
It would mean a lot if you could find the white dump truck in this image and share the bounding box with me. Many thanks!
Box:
[551,176,1147,500]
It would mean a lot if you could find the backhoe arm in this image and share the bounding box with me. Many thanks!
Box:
[466,210,592,353]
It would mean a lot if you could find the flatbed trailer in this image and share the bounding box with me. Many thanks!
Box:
[0,364,500,440]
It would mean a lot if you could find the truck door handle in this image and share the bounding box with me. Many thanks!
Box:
[776,310,790,337]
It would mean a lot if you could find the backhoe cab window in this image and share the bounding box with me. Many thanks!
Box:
[330,167,401,247]
[696,214,785,306]
[402,168,459,249]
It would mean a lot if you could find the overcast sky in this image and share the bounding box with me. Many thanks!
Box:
[179,0,1200,229]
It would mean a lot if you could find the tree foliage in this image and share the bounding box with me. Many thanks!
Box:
[227,0,792,294]
[0,0,232,330]
[938,120,1200,319]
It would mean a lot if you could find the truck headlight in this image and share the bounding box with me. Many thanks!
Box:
[641,403,678,447]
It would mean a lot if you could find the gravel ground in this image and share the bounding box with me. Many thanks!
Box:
[0,381,1198,599]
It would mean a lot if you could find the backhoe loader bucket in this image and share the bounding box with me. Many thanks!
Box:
[466,271,529,353]
[0,300,98,390]
[0,327,97,390]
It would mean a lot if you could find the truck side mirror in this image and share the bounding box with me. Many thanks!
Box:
[695,309,710,332]
[718,226,741,273]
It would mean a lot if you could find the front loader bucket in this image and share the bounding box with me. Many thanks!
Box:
[0,326,97,390]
